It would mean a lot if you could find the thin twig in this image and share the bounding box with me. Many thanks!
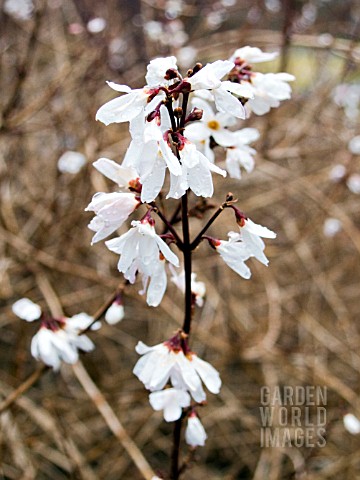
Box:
[72,361,156,480]
[0,281,127,413]
[152,202,184,247]
[190,202,227,250]
[0,365,48,414]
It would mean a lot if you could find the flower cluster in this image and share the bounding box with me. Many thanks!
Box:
[12,298,99,370]
[88,46,291,308]
[85,46,293,447]
[134,331,219,446]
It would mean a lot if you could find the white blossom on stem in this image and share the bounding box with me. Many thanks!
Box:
[224,128,260,179]
[229,46,279,64]
[106,218,178,306]
[12,298,41,322]
[96,56,180,126]
[105,298,125,325]
[239,218,276,265]
[215,234,252,279]
[247,72,295,115]
[185,412,207,447]
[133,334,221,402]
[213,217,276,278]
[149,388,191,422]
[228,47,294,115]
[186,60,253,119]
[145,56,178,86]
[167,143,226,199]
[85,157,141,244]
[185,98,238,157]
[122,112,182,202]
[12,300,99,370]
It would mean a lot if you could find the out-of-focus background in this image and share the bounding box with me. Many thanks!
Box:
[1,1,360,479]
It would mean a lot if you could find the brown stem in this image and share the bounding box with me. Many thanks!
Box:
[181,192,193,335]
[170,90,193,480]
[170,417,183,480]
[151,202,184,248]
[190,203,227,251]
[0,365,48,414]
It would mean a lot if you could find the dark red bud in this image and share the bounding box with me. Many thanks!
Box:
[165,68,179,80]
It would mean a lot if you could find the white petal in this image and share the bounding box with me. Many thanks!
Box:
[230,46,278,63]
[192,355,221,394]
[93,158,138,187]
[146,261,167,307]
[221,80,254,99]
[243,219,276,239]
[154,237,180,267]
[106,82,132,93]
[140,157,166,203]
[213,87,246,119]
[12,298,41,322]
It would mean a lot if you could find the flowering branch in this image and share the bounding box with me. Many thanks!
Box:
[11,46,294,478]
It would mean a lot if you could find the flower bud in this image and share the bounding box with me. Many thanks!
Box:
[186,107,203,123]
[105,298,125,325]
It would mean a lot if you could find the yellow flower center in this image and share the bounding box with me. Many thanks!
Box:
[207,120,220,131]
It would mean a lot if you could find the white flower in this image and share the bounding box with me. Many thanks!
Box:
[215,218,276,278]
[240,218,276,266]
[31,328,78,370]
[347,173,360,194]
[133,336,221,402]
[216,234,252,279]
[57,151,86,174]
[30,315,96,371]
[122,113,182,202]
[145,56,178,86]
[86,192,140,244]
[185,98,238,150]
[85,158,140,243]
[13,300,98,370]
[247,72,295,115]
[343,413,360,435]
[323,218,342,237]
[105,301,125,325]
[349,135,360,155]
[149,388,191,422]
[187,60,234,90]
[12,298,42,322]
[170,267,206,307]
[187,61,253,119]
[96,82,164,126]
[185,412,207,447]
[105,219,179,290]
[229,46,278,64]
[167,145,226,199]
[225,128,260,179]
